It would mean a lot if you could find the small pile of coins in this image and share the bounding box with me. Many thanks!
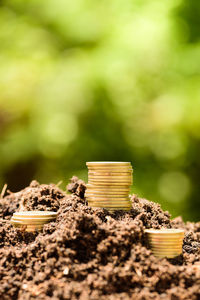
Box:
[145,228,185,258]
[85,161,133,211]
[11,211,57,232]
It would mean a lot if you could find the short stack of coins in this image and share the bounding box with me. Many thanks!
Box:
[145,228,184,258]
[85,161,133,211]
[11,211,57,232]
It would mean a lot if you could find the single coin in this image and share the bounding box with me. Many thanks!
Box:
[87,198,130,202]
[13,211,58,218]
[86,162,131,166]
[11,219,23,226]
[88,171,133,175]
[152,250,182,256]
[12,216,56,221]
[12,219,53,225]
[88,181,131,186]
[87,165,132,168]
[88,174,132,178]
[87,203,131,208]
[87,202,131,207]
[88,181,132,185]
[86,184,131,191]
[88,175,133,182]
[86,197,129,202]
[150,245,183,251]
[145,229,184,235]
[149,241,183,246]
[152,253,181,258]
[147,235,184,240]
[89,206,132,210]
[88,168,133,173]
[25,225,44,232]
[85,192,129,197]
[86,195,130,199]
[90,206,132,211]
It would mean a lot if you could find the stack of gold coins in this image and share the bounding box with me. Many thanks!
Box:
[85,162,133,211]
[11,211,57,232]
[145,228,185,258]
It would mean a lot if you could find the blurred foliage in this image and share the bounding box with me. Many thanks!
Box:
[0,0,200,221]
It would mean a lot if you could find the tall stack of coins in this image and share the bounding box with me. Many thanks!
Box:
[85,162,133,211]
[11,211,57,232]
[145,228,184,258]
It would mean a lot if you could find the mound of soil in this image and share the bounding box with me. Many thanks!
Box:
[0,177,199,300]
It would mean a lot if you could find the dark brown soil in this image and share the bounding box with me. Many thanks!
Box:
[0,177,199,300]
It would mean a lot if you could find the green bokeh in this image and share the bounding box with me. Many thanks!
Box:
[0,0,200,221]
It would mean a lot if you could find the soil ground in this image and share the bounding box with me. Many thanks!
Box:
[0,176,199,300]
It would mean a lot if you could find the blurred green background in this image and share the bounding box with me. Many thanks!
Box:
[0,0,199,221]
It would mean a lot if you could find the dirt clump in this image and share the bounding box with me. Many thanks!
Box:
[0,178,199,300]
[0,180,65,220]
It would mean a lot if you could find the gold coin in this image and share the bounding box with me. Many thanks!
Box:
[145,229,184,235]
[88,177,132,181]
[87,202,131,207]
[89,206,131,211]
[88,174,132,178]
[152,250,182,256]
[12,215,56,220]
[88,171,133,175]
[87,164,132,168]
[148,235,184,240]
[11,219,22,226]
[87,203,131,208]
[86,195,129,199]
[13,211,57,218]
[88,169,133,173]
[151,247,182,252]
[87,198,130,202]
[25,225,44,232]
[86,184,130,191]
[12,219,53,225]
[89,203,131,209]
[152,253,181,258]
[87,197,129,202]
[86,161,131,166]
[85,192,129,197]
[150,245,183,250]
[149,241,183,247]
[88,181,131,186]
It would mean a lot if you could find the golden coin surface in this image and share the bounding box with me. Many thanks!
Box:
[86,161,131,166]
[152,253,181,258]
[88,181,131,186]
[88,171,133,175]
[86,184,130,191]
[88,175,133,182]
[145,229,184,235]
[87,197,129,201]
[88,174,132,178]
[88,168,133,173]
[149,240,184,245]
[87,202,131,207]
[85,192,129,197]
[12,215,56,221]
[91,206,132,211]
[14,211,57,218]
[150,245,182,250]
[88,203,131,208]
[12,219,53,225]
[89,206,131,210]
[152,250,182,256]
[26,225,44,232]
